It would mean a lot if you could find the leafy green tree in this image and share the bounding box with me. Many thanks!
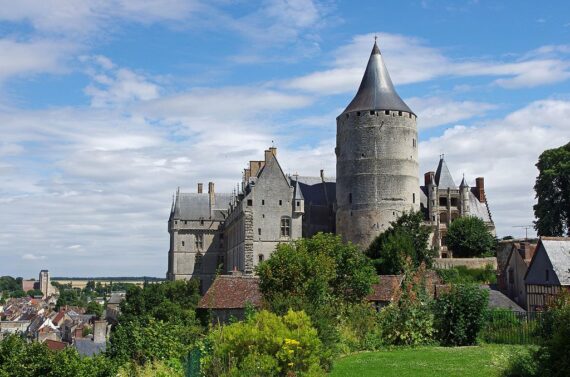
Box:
[444,216,496,257]
[10,289,26,298]
[86,301,104,318]
[26,289,43,297]
[432,284,489,346]
[119,279,201,324]
[107,317,200,366]
[201,310,326,377]
[534,142,570,236]
[257,233,375,361]
[367,211,435,274]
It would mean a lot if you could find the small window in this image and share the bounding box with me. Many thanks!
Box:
[349,193,352,204]
[258,228,261,235]
[181,241,185,247]
[200,219,204,225]
[279,200,282,206]
[195,234,204,250]
[262,214,265,218]
[280,217,291,237]
[345,113,349,119]
[385,110,389,115]
[432,215,436,221]
[398,111,402,116]
[262,199,265,205]
[370,110,374,115]
[413,193,415,203]
[258,254,264,263]
[184,220,187,225]
[296,201,300,206]
[413,138,416,148]
[174,221,177,225]
[247,199,252,206]
[356,111,361,116]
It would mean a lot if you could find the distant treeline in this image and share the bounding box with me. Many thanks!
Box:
[52,276,166,281]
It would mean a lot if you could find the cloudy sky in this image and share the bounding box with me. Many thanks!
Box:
[1,0,569,278]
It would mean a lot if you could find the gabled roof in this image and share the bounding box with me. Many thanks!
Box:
[198,275,262,310]
[539,238,570,285]
[171,192,232,221]
[434,157,457,189]
[342,41,414,115]
[366,275,403,302]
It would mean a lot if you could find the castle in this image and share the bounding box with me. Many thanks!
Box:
[167,41,495,291]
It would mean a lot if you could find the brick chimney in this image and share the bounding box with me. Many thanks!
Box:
[475,177,486,202]
[424,171,435,186]
[197,183,203,194]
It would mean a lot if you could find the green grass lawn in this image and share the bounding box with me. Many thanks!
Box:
[330,345,526,377]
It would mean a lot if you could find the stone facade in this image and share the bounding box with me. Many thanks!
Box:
[167,41,496,290]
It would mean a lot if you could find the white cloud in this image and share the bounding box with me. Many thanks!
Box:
[0,38,75,82]
[420,99,570,238]
[22,253,46,260]
[286,33,570,93]
[407,97,497,129]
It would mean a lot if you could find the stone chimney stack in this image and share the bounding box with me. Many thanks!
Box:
[475,177,486,203]
[93,320,107,343]
[264,147,277,163]
[208,182,215,212]
[197,183,203,194]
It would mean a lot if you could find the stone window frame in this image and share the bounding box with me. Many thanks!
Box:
[195,233,204,250]
[280,216,291,238]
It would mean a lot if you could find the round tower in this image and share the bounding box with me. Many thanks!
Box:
[335,41,420,250]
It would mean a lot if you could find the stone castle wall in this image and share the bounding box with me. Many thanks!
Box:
[336,110,420,249]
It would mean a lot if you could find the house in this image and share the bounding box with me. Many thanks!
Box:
[366,275,404,310]
[502,242,537,308]
[74,320,108,357]
[198,275,262,323]
[525,237,570,311]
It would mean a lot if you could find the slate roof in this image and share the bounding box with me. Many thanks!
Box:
[172,192,232,221]
[541,237,570,285]
[291,176,336,206]
[482,285,526,313]
[342,42,414,115]
[366,275,404,302]
[434,157,457,189]
[469,192,492,223]
[74,338,106,357]
[198,276,262,310]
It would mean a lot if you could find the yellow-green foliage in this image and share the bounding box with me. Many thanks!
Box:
[117,360,185,377]
[201,309,326,377]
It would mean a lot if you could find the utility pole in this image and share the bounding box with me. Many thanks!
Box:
[512,225,533,240]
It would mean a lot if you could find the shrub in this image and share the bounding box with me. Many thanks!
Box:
[337,303,380,353]
[201,310,326,377]
[436,265,497,284]
[432,284,489,346]
[376,264,435,346]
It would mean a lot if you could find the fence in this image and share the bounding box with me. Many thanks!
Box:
[185,348,201,377]
[480,310,545,345]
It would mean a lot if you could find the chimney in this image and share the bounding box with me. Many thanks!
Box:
[93,320,107,343]
[197,183,203,194]
[208,182,215,210]
[475,177,486,202]
[424,172,431,186]
[74,326,83,339]
[320,169,325,182]
[264,147,277,163]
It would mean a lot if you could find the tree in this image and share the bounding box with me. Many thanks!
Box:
[444,216,496,257]
[534,142,570,236]
[86,301,104,318]
[26,289,43,297]
[367,211,435,274]
[432,284,489,346]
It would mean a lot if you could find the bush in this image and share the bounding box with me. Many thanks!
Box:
[436,265,497,285]
[336,303,380,353]
[201,310,326,377]
[432,284,489,346]
[376,264,435,346]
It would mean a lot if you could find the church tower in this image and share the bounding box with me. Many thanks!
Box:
[335,40,420,249]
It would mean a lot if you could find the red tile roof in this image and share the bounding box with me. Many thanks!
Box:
[198,275,262,309]
[366,275,404,302]
[45,339,67,351]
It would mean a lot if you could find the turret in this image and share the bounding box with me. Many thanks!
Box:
[293,180,304,215]
[425,171,438,223]
[336,40,419,249]
[459,175,470,216]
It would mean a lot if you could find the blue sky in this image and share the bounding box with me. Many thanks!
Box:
[1,0,569,278]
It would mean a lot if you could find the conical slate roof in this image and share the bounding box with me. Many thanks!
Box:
[459,176,469,189]
[435,157,457,189]
[342,41,414,115]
